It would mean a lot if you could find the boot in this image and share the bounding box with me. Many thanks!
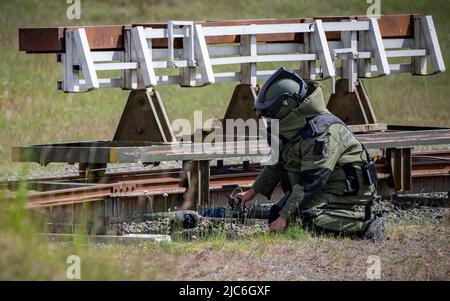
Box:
[364,214,385,241]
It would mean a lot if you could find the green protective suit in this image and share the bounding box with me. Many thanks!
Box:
[252,81,376,235]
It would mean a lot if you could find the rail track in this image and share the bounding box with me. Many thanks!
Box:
[3,149,449,209]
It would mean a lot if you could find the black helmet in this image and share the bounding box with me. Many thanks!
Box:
[254,67,308,119]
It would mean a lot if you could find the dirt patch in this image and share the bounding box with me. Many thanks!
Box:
[109,220,449,280]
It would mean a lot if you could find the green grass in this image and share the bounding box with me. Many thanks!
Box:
[0,184,313,280]
[0,0,449,176]
[0,187,120,280]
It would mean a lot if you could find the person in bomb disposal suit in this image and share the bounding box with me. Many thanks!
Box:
[236,67,384,240]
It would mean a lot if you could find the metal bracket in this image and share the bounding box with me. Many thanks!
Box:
[327,79,377,125]
[223,84,258,121]
[111,182,137,197]
[113,89,175,143]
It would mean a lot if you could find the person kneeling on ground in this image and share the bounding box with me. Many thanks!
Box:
[236,67,384,241]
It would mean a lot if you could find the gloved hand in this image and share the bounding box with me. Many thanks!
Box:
[269,216,288,232]
[235,188,257,209]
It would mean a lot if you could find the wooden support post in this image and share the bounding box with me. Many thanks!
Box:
[387,148,412,192]
[217,160,224,169]
[240,32,257,86]
[181,24,197,86]
[341,20,357,92]
[181,160,210,210]
[358,30,372,78]
[79,163,107,183]
[197,160,210,208]
[413,16,428,75]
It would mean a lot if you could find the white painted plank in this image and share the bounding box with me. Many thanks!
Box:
[145,28,184,39]
[153,60,189,68]
[240,34,257,86]
[202,23,313,36]
[62,30,77,92]
[322,21,369,32]
[368,18,390,76]
[131,26,157,86]
[208,45,240,57]
[210,54,317,65]
[358,31,372,78]
[413,17,427,75]
[180,24,196,86]
[79,78,122,89]
[383,38,414,49]
[257,43,302,55]
[386,49,427,58]
[91,51,124,62]
[152,48,182,59]
[340,20,357,91]
[421,15,446,73]
[194,24,215,85]
[73,28,99,90]
[371,63,412,74]
[94,62,138,71]
[313,20,335,78]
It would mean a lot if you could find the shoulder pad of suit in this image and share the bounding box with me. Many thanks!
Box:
[300,114,345,139]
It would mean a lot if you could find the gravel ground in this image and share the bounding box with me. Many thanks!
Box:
[113,197,449,239]
[113,215,269,240]
[375,196,449,225]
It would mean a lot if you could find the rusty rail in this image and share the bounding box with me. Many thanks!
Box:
[19,14,415,53]
[3,150,448,209]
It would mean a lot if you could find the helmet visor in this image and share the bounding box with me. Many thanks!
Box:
[254,67,307,118]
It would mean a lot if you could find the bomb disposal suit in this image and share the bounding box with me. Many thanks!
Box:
[241,67,384,240]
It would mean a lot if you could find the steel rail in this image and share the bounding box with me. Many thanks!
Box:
[7,150,448,209]
[11,129,450,165]
[19,14,415,53]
